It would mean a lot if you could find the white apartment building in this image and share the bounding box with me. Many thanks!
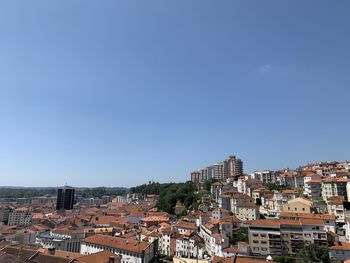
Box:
[251,170,276,184]
[321,178,349,201]
[80,235,154,263]
[8,208,32,226]
[175,233,205,259]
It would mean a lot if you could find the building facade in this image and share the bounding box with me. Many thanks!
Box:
[56,186,75,210]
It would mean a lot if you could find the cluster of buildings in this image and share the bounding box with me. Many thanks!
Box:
[201,159,350,261]
[190,158,350,261]
[191,156,243,184]
[1,159,350,263]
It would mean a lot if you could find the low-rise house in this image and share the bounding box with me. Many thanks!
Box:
[326,196,345,223]
[329,242,350,260]
[304,179,322,198]
[80,235,155,263]
[218,216,240,237]
[280,189,298,204]
[344,219,350,242]
[242,179,263,197]
[175,220,197,235]
[230,194,254,215]
[141,216,169,228]
[175,202,186,216]
[212,208,230,220]
[280,171,304,189]
[282,198,313,214]
[236,203,259,221]
[210,233,229,257]
[160,226,172,256]
[175,232,205,259]
[218,194,231,211]
[251,170,276,184]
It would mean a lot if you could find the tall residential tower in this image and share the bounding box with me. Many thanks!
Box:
[56,185,75,210]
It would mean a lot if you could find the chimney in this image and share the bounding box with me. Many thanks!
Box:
[48,246,55,256]
[109,256,115,263]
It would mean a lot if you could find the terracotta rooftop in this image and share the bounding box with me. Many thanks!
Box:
[81,234,149,253]
[246,218,325,227]
[327,196,344,205]
[329,242,350,251]
[77,250,121,263]
[177,220,197,230]
[280,212,336,221]
[322,177,350,183]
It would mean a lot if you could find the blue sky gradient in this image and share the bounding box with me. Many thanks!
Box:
[0,1,349,187]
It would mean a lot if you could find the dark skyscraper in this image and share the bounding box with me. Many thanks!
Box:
[56,186,75,210]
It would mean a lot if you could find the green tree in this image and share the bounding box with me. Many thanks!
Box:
[265,183,291,191]
[256,197,262,206]
[273,256,294,263]
[152,181,199,214]
[296,244,330,263]
[203,178,218,191]
[230,228,248,244]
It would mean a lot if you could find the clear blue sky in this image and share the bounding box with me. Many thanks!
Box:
[0,1,349,187]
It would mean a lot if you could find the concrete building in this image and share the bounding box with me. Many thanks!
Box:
[191,171,201,185]
[281,198,313,214]
[36,228,85,253]
[200,168,209,183]
[304,179,322,198]
[56,186,75,210]
[251,170,276,184]
[160,227,172,256]
[175,232,205,259]
[193,155,243,183]
[236,203,259,221]
[329,242,350,261]
[247,219,328,256]
[224,156,243,180]
[279,212,336,233]
[208,163,225,181]
[321,178,350,201]
[8,207,32,226]
[80,235,155,263]
[211,208,230,220]
[326,196,345,223]
[0,206,12,224]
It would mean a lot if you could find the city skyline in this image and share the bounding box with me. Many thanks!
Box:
[0,1,349,187]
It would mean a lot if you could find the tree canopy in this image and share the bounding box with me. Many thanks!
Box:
[131,181,200,214]
[296,244,330,263]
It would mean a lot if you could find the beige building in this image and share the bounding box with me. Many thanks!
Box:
[280,212,336,233]
[236,203,259,221]
[282,198,313,214]
[247,219,328,256]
